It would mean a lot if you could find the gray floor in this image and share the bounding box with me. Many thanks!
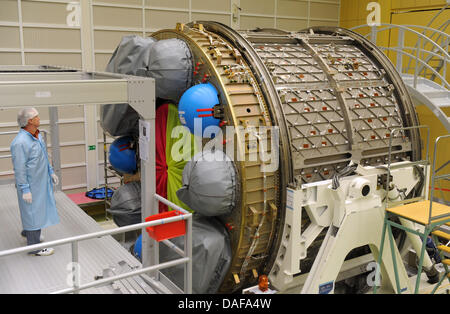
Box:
[0,184,151,294]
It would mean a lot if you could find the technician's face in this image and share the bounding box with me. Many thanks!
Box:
[28,113,40,128]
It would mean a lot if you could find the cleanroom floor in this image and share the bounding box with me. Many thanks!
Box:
[0,184,150,294]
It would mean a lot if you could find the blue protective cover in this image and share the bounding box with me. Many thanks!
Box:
[108,136,137,174]
[178,83,220,136]
[85,187,114,200]
[133,234,142,260]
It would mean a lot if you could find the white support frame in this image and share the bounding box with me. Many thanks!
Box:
[269,163,428,294]
[80,0,99,191]
[0,65,185,293]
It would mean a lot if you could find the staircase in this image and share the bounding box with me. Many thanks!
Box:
[351,20,449,132]
[401,73,450,133]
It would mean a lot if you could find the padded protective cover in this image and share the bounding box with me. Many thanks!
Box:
[105,35,157,75]
[105,35,193,102]
[145,38,193,102]
[159,215,231,294]
[176,150,236,217]
[100,103,140,138]
[107,181,141,227]
[101,35,193,137]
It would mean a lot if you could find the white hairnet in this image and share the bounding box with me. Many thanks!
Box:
[17,108,39,128]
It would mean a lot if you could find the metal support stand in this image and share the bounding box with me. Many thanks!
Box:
[374,129,450,294]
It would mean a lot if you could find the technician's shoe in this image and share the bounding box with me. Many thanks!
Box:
[33,248,54,256]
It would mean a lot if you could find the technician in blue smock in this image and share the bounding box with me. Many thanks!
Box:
[10,108,60,256]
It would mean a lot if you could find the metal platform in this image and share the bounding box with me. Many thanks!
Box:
[0,183,152,294]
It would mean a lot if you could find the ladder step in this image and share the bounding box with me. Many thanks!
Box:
[437,245,450,254]
[443,259,450,266]
[386,201,450,225]
[433,230,450,241]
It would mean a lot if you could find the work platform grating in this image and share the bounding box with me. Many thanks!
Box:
[0,184,153,294]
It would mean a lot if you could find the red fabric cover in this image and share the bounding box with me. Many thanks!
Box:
[155,103,169,212]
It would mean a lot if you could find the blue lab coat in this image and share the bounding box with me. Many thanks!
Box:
[10,129,59,231]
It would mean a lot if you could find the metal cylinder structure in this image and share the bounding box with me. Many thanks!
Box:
[150,22,422,293]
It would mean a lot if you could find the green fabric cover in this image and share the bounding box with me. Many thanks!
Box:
[166,103,197,212]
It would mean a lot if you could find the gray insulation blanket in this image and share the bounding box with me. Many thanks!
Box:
[105,35,157,76]
[105,35,193,100]
[177,150,236,217]
[145,38,194,101]
[100,103,140,137]
[101,35,153,137]
[159,215,231,294]
[107,181,141,227]
[101,35,193,136]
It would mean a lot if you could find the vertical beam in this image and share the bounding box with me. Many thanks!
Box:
[80,0,95,71]
[80,0,99,190]
[189,0,192,23]
[140,114,158,272]
[396,28,404,74]
[273,0,277,29]
[443,37,447,87]
[231,0,240,30]
[414,37,421,88]
[127,77,156,272]
[337,0,341,27]
[184,216,193,293]
[142,0,146,37]
[71,241,80,294]
[370,25,378,44]
[307,0,311,28]
[17,0,25,65]
[387,223,401,293]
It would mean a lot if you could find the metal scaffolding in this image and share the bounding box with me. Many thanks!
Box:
[0,65,192,294]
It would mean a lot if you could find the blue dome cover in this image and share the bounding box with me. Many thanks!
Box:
[108,136,137,174]
[178,83,220,136]
[133,234,142,260]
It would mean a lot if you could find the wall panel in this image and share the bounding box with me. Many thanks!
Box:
[0,0,19,21]
[93,6,143,28]
[94,30,141,51]
[0,52,21,64]
[241,0,276,15]
[0,27,20,48]
[310,2,340,20]
[277,18,308,31]
[241,15,275,29]
[146,0,189,10]
[191,13,231,26]
[145,9,190,30]
[192,0,231,12]
[277,0,309,17]
[23,28,81,50]
[24,53,82,67]
[0,1,85,193]
[21,1,71,24]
